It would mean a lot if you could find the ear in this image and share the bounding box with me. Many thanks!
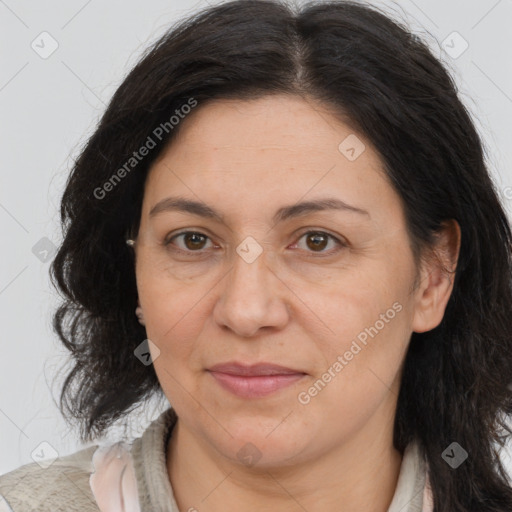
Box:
[411,219,461,333]
[136,297,145,326]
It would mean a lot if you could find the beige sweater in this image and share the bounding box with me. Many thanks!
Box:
[0,407,430,511]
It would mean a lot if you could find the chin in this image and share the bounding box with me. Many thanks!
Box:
[204,419,310,468]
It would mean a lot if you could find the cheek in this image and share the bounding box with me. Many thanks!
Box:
[135,277,207,385]
[299,260,411,386]
[136,251,209,338]
[296,300,409,440]
[145,303,206,408]
[299,270,395,346]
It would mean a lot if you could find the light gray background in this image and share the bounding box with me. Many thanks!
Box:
[1,0,511,477]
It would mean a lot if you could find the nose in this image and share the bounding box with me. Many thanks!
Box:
[212,245,290,337]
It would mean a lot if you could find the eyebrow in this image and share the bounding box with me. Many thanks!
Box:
[149,196,370,223]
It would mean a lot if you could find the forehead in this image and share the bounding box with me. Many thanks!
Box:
[159,95,367,156]
[142,95,400,226]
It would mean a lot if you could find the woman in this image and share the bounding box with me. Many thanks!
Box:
[1,0,511,511]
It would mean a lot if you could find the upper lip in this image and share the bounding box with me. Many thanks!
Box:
[207,362,306,376]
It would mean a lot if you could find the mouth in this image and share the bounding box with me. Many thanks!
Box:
[206,361,307,398]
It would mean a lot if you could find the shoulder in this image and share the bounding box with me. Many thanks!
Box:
[0,444,100,512]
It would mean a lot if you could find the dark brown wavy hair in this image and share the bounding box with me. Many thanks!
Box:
[49,0,512,510]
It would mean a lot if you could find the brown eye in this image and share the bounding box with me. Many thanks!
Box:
[183,232,207,250]
[294,231,346,255]
[306,232,329,251]
[166,231,213,253]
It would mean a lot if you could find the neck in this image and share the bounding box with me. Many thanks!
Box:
[166,409,403,512]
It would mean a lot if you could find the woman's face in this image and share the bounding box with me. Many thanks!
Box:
[134,94,447,468]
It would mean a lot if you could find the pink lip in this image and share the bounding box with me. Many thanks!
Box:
[208,362,305,376]
[207,362,307,398]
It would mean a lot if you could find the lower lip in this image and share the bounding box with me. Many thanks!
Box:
[208,371,306,398]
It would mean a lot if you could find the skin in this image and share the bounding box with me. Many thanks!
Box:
[132,94,461,512]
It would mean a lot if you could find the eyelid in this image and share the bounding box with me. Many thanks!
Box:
[293,228,347,244]
[164,226,217,243]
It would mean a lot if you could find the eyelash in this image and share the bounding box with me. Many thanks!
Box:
[163,230,347,257]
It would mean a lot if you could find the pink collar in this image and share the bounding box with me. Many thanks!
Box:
[90,442,141,512]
